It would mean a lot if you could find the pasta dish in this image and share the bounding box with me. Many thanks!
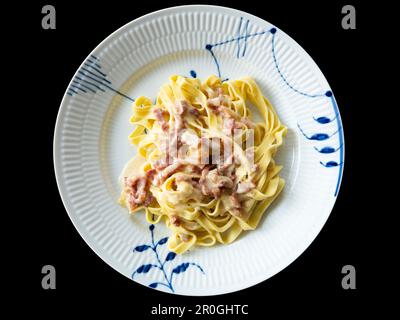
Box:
[119,75,287,253]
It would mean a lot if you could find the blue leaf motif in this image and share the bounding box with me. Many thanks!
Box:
[136,264,154,274]
[165,252,177,262]
[320,161,341,168]
[134,245,150,252]
[131,224,204,293]
[326,161,338,167]
[172,263,190,274]
[297,124,335,141]
[203,17,344,197]
[157,237,168,246]
[314,116,332,124]
[67,55,134,101]
[314,146,336,154]
[310,133,330,141]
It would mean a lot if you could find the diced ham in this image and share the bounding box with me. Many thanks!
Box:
[218,106,236,118]
[189,164,203,174]
[207,88,229,109]
[207,97,222,108]
[233,118,255,130]
[236,181,256,194]
[163,162,182,179]
[223,117,235,136]
[174,100,200,118]
[153,157,169,171]
[180,233,190,242]
[154,162,183,186]
[189,107,200,116]
[124,175,153,210]
[216,153,235,179]
[168,132,179,158]
[171,100,189,132]
[143,193,154,207]
[170,214,181,227]
[154,108,165,121]
[199,167,234,198]
[153,108,169,131]
[145,168,157,181]
[173,100,189,115]
[174,115,184,131]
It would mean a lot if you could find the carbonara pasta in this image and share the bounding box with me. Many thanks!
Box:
[119,75,287,253]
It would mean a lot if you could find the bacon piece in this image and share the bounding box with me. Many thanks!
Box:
[223,117,236,136]
[216,153,235,180]
[180,233,190,242]
[189,164,202,174]
[218,106,236,118]
[143,193,154,207]
[153,157,169,171]
[170,214,181,227]
[207,87,229,108]
[174,115,184,131]
[154,162,183,186]
[153,108,169,131]
[232,118,255,130]
[173,100,189,115]
[124,175,153,210]
[207,97,222,108]
[199,167,234,198]
[172,101,189,132]
[189,107,200,117]
[145,168,157,180]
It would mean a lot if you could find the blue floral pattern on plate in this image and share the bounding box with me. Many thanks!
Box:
[205,18,344,196]
[132,224,204,292]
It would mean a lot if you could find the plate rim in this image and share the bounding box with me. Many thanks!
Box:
[53,4,345,296]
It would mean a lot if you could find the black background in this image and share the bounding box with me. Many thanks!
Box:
[9,0,386,317]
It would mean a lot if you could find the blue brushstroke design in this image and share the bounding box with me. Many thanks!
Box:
[205,44,222,78]
[190,70,197,78]
[314,145,342,154]
[320,161,343,168]
[205,18,270,78]
[72,80,96,93]
[268,29,344,196]
[204,19,345,197]
[132,224,205,292]
[242,19,250,57]
[327,92,344,196]
[67,55,134,102]
[236,17,243,58]
[271,30,325,98]
[297,123,339,141]
[313,115,337,124]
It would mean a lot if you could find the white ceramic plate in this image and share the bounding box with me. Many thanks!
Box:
[54,5,344,296]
